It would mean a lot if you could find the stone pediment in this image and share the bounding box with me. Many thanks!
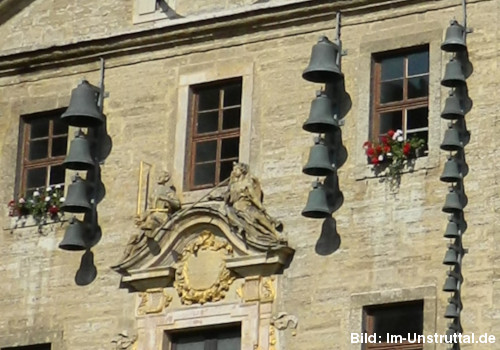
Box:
[112,203,293,292]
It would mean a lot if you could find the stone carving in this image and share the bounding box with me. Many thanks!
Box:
[111,331,137,350]
[137,288,173,315]
[260,277,275,302]
[271,312,298,336]
[269,325,277,350]
[121,171,181,261]
[174,230,235,305]
[224,163,286,250]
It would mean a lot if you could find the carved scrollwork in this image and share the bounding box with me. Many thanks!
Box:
[174,230,235,305]
[137,288,173,315]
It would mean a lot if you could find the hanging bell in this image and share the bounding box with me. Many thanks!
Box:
[440,125,463,151]
[443,272,461,292]
[61,174,92,213]
[440,157,462,183]
[59,216,89,251]
[63,129,95,171]
[303,91,339,133]
[442,188,463,213]
[441,58,466,88]
[444,219,460,239]
[441,20,467,52]
[441,91,464,120]
[303,137,334,176]
[444,301,460,319]
[443,245,460,265]
[61,80,104,127]
[302,181,331,219]
[302,36,343,83]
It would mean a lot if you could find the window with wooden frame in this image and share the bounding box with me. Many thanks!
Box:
[187,78,242,190]
[372,46,429,154]
[18,109,68,197]
[170,325,241,350]
[363,300,423,350]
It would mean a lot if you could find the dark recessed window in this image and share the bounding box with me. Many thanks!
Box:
[170,325,241,350]
[363,300,423,350]
[372,47,429,155]
[187,78,242,190]
[19,109,68,197]
[2,344,51,350]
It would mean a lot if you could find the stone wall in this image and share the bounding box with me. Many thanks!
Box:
[0,0,498,349]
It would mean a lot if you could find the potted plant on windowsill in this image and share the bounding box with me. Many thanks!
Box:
[7,185,65,233]
[363,129,426,188]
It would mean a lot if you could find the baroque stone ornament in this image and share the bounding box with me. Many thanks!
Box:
[174,230,235,304]
[225,163,287,250]
[137,288,173,315]
[271,312,298,336]
[111,331,137,350]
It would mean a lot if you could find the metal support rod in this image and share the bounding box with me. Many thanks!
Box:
[98,58,105,113]
[462,0,467,32]
[335,12,341,68]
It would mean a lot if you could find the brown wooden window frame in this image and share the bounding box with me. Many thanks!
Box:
[363,300,424,350]
[169,324,241,350]
[187,78,242,191]
[371,45,429,152]
[18,109,68,197]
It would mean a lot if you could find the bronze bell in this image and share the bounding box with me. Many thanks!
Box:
[303,36,343,83]
[303,91,339,134]
[63,129,95,171]
[443,271,461,292]
[59,216,88,251]
[440,125,463,151]
[442,188,463,214]
[441,20,467,52]
[444,219,460,239]
[303,137,334,176]
[61,80,104,127]
[441,58,466,88]
[443,245,460,265]
[440,157,462,183]
[61,174,92,213]
[302,181,331,219]
[441,91,464,120]
[444,301,460,319]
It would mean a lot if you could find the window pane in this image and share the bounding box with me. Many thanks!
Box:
[408,51,429,76]
[217,336,241,350]
[371,304,423,336]
[194,163,216,187]
[223,83,242,107]
[222,108,241,130]
[221,137,239,159]
[29,139,48,160]
[52,136,68,157]
[195,140,217,162]
[407,107,428,130]
[198,88,220,111]
[379,111,402,135]
[380,80,403,103]
[29,118,49,139]
[220,161,234,183]
[49,165,65,186]
[53,118,68,136]
[381,56,404,81]
[173,334,205,350]
[197,111,219,134]
[408,75,429,99]
[26,167,47,190]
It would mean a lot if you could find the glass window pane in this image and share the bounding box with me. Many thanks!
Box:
[197,111,219,134]
[408,75,429,99]
[408,51,429,76]
[380,80,403,103]
[29,118,49,139]
[29,139,48,160]
[52,136,68,157]
[372,304,423,337]
[407,107,428,130]
[219,161,234,183]
[379,111,403,135]
[26,167,47,190]
[217,336,241,350]
[194,163,216,187]
[221,137,239,159]
[222,108,241,130]
[195,140,217,162]
[381,56,404,81]
[173,334,205,350]
[49,165,65,186]
[198,88,220,111]
[53,118,68,135]
[223,83,242,107]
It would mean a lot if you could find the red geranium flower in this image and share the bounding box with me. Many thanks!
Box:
[376,145,382,154]
[380,136,388,145]
[387,130,395,138]
[371,157,380,165]
[363,141,372,149]
[366,147,375,156]
[384,145,391,153]
[48,205,59,215]
[403,142,411,156]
